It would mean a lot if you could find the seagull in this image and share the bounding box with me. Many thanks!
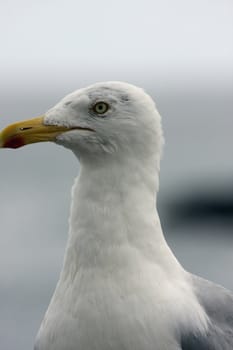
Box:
[0,81,233,350]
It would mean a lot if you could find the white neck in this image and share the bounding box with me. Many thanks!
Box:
[61,152,183,278]
[46,153,209,349]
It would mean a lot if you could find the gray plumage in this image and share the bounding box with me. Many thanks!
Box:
[181,275,233,349]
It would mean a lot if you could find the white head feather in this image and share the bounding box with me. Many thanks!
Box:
[45,81,163,172]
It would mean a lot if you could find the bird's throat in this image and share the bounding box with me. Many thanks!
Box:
[61,160,181,280]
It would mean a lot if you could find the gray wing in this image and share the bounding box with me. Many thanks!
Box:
[180,274,233,350]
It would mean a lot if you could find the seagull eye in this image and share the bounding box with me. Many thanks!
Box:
[92,102,109,115]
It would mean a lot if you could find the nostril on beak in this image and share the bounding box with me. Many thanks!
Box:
[19,127,32,131]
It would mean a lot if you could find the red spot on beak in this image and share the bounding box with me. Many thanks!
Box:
[3,136,26,149]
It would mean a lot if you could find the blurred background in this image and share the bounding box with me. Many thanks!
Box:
[0,0,233,349]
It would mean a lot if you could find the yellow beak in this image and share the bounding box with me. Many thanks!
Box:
[0,116,93,149]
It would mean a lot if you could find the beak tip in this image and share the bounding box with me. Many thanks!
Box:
[0,131,26,149]
[0,132,3,148]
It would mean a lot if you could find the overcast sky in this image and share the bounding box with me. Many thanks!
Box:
[0,0,232,91]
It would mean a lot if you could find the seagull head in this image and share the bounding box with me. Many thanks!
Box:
[0,81,163,164]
